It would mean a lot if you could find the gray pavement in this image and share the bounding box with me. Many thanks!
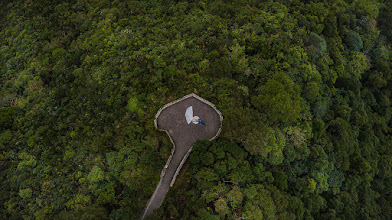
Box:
[141,96,222,219]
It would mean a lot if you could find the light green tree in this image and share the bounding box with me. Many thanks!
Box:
[251,72,304,123]
[214,198,230,218]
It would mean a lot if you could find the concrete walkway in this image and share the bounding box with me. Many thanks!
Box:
[141,94,222,219]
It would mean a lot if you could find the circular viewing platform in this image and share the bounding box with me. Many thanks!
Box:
[142,93,223,219]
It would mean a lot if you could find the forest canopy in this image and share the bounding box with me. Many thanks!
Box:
[1,0,392,219]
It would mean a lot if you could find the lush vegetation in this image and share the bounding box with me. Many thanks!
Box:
[1,0,392,219]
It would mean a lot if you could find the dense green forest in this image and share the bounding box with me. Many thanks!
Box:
[1,0,392,219]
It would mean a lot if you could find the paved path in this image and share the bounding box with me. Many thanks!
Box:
[141,94,222,219]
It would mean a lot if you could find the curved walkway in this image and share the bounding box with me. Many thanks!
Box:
[141,94,223,219]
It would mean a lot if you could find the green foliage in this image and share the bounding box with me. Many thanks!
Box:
[214,198,230,218]
[1,0,392,219]
[19,188,32,200]
[345,31,364,51]
[126,97,143,116]
[251,72,304,123]
[272,171,288,191]
[87,166,105,184]
[379,1,392,43]
[306,32,327,59]
[66,194,91,211]
[226,186,243,209]
[243,124,286,165]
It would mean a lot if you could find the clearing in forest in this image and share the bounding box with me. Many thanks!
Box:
[141,93,222,219]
